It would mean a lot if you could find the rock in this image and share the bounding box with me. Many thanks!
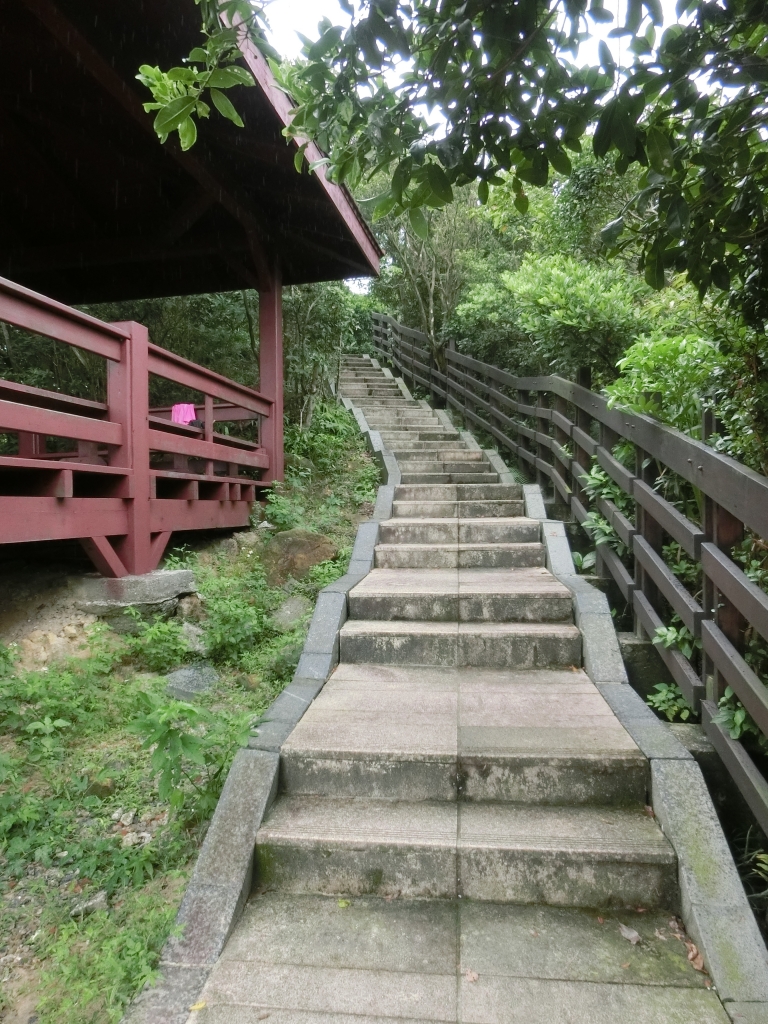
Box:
[198,536,238,563]
[261,528,338,584]
[234,673,261,691]
[119,810,136,827]
[85,777,114,799]
[180,621,207,655]
[165,664,219,701]
[258,520,275,530]
[61,624,79,639]
[70,890,108,918]
[234,530,260,551]
[71,570,195,631]
[177,594,205,622]
[121,831,140,848]
[269,595,313,632]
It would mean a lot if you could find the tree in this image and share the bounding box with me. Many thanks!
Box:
[270,0,768,327]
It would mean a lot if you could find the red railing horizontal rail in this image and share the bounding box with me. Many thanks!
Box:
[372,311,768,836]
[0,276,272,576]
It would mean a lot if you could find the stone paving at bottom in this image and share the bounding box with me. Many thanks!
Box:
[190,891,726,1024]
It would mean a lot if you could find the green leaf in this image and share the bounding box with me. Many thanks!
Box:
[644,247,665,289]
[711,262,731,290]
[178,116,197,151]
[210,88,244,127]
[426,163,453,204]
[645,127,675,176]
[408,206,429,239]
[598,40,616,75]
[188,47,208,63]
[207,66,254,89]
[601,217,625,245]
[154,96,197,136]
[514,193,529,214]
[477,180,489,205]
[372,194,398,222]
[547,146,572,176]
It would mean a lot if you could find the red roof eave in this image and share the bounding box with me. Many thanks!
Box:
[236,37,382,277]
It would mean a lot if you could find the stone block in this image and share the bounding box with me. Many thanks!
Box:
[303,591,347,655]
[121,965,211,1024]
[619,632,674,700]
[260,688,310,724]
[350,521,379,568]
[651,759,768,1002]
[293,650,337,682]
[248,719,296,752]
[523,483,547,521]
[727,1003,768,1023]
[72,569,196,629]
[596,683,693,761]
[373,484,396,520]
[165,664,219,701]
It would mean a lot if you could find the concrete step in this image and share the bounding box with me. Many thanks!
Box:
[255,796,676,907]
[399,472,500,484]
[396,460,492,474]
[348,568,573,623]
[395,483,522,501]
[195,892,726,1023]
[393,500,526,518]
[396,449,483,462]
[281,664,648,805]
[339,619,581,668]
[374,542,545,569]
[391,440,472,451]
[379,517,541,545]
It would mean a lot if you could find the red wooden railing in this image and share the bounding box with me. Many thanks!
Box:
[0,276,272,577]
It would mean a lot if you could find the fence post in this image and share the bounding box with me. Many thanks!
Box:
[573,367,593,506]
[107,321,152,575]
[701,408,745,703]
[259,266,284,485]
[536,390,551,495]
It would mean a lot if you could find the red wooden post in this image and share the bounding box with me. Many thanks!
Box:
[259,265,284,484]
[107,321,153,574]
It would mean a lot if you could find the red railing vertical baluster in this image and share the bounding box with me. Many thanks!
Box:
[259,268,283,485]
[108,321,152,574]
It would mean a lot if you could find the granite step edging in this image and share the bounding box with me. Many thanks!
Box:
[523,480,768,1018]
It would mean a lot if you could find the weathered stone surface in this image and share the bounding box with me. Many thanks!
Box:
[181,620,207,654]
[269,594,313,632]
[619,631,674,698]
[166,664,219,701]
[121,965,211,1024]
[726,1003,768,1023]
[72,569,195,609]
[262,529,338,584]
[652,759,768,1002]
[162,749,279,968]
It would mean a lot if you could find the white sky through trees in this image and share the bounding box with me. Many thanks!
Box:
[265,0,681,67]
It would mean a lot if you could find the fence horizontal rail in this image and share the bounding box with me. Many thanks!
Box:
[0,276,273,576]
[372,310,768,835]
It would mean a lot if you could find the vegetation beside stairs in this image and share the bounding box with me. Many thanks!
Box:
[0,404,378,1024]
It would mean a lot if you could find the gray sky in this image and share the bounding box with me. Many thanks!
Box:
[265,0,680,67]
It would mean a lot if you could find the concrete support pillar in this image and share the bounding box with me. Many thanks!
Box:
[259,266,284,484]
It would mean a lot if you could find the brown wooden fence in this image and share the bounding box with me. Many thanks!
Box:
[372,311,768,833]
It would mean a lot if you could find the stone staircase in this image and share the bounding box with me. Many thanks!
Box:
[192,355,728,1023]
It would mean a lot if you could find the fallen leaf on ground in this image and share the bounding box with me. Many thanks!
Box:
[529,930,539,937]
[685,940,706,972]
[619,923,642,945]
[189,1003,206,1011]
[465,970,479,982]
[644,805,655,818]
[654,929,667,941]
[597,916,604,924]
[337,899,351,908]
[258,1014,270,1021]
[621,962,630,969]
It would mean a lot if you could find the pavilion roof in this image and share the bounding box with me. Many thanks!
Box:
[0,0,381,303]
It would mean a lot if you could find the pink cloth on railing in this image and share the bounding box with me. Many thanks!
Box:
[171,403,197,426]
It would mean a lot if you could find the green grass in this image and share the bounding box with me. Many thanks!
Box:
[0,403,377,1022]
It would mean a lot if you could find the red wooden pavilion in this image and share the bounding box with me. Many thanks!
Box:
[0,0,380,576]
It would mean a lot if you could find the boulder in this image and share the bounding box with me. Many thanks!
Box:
[262,529,338,584]
[165,664,219,701]
[269,595,313,632]
[180,621,207,655]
